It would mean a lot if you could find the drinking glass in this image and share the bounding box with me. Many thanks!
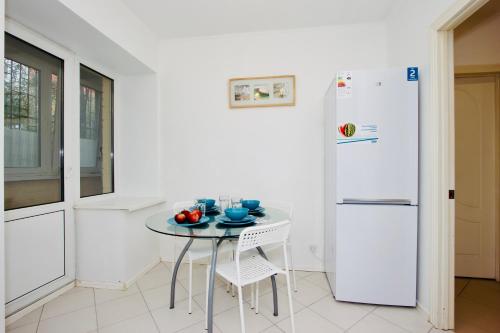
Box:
[219,195,230,211]
[231,197,243,208]
[194,202,206,216]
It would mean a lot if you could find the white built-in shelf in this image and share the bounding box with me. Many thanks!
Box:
[74,196,166,212]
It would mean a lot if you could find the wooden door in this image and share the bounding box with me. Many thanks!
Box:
[455,75,497,278]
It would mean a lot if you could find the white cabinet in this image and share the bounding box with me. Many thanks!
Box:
[75,197,166,288]
[5,211,65,303]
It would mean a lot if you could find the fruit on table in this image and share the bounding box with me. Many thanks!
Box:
[174,213,187,224]
[187,212,200,224]
[192,209,202,217]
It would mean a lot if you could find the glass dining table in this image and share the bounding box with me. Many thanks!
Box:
[145,207,289,333]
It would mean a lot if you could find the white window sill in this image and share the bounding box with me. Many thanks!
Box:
[73,196,166,212]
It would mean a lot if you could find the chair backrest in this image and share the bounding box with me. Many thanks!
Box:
[262,200,293,219]
[237,220,291,254]
[172,200,195,212]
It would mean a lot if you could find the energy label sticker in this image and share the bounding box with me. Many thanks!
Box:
[337,71,353,99]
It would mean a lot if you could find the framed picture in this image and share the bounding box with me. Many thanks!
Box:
[228,75,295,108]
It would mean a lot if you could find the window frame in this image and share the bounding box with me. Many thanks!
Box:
[79,63,115,197]
[4,33,64,183]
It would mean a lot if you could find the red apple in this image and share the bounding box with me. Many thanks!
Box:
[192,209,202,219]
[187,212,200,224]
[174,213,187,223]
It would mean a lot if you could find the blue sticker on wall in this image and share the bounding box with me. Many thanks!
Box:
[407,67,418,81]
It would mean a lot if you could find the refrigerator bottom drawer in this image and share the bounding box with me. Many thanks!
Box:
[335,204,417,306]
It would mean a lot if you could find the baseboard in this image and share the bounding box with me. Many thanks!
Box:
[417,300,430,318]
[76,258,160,290]
[6,282,75,326]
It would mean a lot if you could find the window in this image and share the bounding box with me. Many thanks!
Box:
[80,65,114,197]
[4,33,64,210]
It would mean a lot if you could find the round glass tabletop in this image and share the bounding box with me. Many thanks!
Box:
[145,207,289,239]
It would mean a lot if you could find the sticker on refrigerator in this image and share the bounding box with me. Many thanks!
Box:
[336,71,352,99]
[337,123,378,144]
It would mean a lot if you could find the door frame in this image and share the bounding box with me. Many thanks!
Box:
[428,0,493,329]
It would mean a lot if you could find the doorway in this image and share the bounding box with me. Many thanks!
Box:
[452,1,500,331]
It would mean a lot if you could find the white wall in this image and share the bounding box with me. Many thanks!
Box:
[57,0,158,72]
[385,0,456,311]
[158,23,388,270]
[118,74,161,196]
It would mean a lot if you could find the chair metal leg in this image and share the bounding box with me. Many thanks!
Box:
[170,238,193,309]
[288,243,298,292]
[237,285,246,333]
[250,284,255,309]
[285,271,296,333]
[255,282,259,314]
[257,246,279,316]
[188,257,193,314]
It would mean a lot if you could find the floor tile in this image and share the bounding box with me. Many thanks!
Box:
[142,282,188,311]
[6,323,38,333]
[276,308,343,333]
[96,292,149,327]
[348,314,408,333]
[7,307,42,330]
[373,306,432,333]
[304,272,331,291]
[178,268,226,297]
[151,299,205,333]
[99,313,158,333]
[214,303,275,333]
[40,287,95,320]
[174,320,223,333]
[286,278,330,306]
[137,264,172,291]
[260,325,285,333]
[192,285,239,315]
[257,289,305,324]
[37,306,97,333]
[308,296,373,329]
[94,283,140,304]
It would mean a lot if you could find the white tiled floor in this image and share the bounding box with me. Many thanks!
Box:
[7,262,438,333]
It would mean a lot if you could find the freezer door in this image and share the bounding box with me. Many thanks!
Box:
[336,68,418,204]
[335,204,417,306]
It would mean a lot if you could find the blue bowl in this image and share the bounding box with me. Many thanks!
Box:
[197,198,216,209]
[224,207,249,221]
[241,200,260,210]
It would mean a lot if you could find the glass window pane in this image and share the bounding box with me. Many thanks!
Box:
[80,65,114,197]
[4,33,64,210]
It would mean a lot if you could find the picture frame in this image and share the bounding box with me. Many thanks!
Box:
[228,75,296,109]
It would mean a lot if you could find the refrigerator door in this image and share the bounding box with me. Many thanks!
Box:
[336,68,418,204]
[335,204,417,306]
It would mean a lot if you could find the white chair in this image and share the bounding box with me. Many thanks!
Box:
[260,200,297,291]
[171,200,231,314]
[206,220,295,333]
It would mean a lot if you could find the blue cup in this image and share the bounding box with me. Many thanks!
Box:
[197,198,216,209]
[224,207,249,221]
[241,200,260,210]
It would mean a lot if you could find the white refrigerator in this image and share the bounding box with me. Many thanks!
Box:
[324,68,418,306]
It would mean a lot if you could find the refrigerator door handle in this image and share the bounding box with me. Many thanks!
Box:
[342,198,412,205]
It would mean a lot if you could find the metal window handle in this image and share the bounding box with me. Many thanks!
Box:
[342,198,412,205]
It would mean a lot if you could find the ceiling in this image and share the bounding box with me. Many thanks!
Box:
[121,0,398,39]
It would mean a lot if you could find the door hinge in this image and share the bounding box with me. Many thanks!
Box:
[449,190,455,199]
